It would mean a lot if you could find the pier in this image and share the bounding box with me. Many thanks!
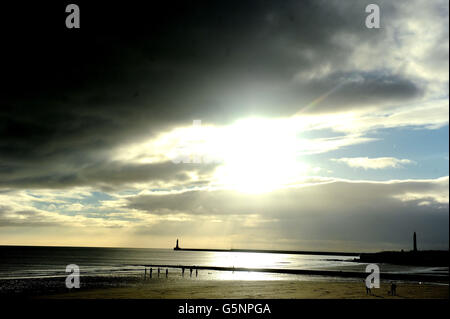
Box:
[173,239,359,256]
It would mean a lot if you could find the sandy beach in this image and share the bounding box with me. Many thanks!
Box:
[41,278,448,299]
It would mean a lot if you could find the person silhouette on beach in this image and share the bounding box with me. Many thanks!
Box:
[182,267,185,277]
[391,282,397,296]
[190,268,193,277]
[364,279,371,295]
[196,269,198,277]
[150,268,152,278]
[158,268,160,277]
[166,268,168,278]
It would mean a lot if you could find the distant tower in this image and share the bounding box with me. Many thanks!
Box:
[413,232,417,252]
[174,238,180,250]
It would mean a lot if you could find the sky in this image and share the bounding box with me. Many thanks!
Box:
[0,0,448,252]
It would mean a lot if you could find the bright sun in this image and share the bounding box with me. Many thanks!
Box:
[212,118,307,193]
[118,117,309,194]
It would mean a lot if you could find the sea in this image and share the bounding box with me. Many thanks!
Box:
[0,246,447,282]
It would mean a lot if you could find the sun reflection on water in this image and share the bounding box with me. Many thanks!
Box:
[212,270,277,281]
[203,252,302,281]
[208,251,292,269]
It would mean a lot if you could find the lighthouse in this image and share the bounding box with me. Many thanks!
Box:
[174,238,180,250]
[413,232,417,252]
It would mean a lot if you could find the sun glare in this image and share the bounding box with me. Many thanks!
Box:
[213,118,307,193]
[116,117,310,193]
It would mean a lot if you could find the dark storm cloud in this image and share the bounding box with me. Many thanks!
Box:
[0,206,61,227]
[0,0,443,188]
[125,177,448,216]
[292,72,422,113]
[0,177,447,250]
[124,178,449,249]
[126,189,267,214]
[0,161,217,190]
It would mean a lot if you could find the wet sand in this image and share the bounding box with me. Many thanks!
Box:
[41,279,448,299]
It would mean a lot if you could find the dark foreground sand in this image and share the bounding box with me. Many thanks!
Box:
[42,279,448,299]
